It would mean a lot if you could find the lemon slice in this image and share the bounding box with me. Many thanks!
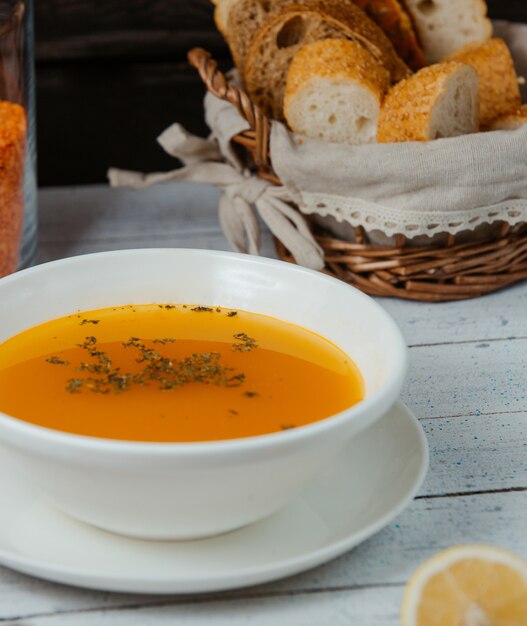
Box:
[401,545,527,626]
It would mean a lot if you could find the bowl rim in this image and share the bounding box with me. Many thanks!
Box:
[0,248,408,456]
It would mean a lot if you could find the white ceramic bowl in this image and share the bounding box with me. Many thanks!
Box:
[0,249,407,540]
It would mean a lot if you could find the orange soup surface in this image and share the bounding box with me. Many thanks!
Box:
[0,304,364,442]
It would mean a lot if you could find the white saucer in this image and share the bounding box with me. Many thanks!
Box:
[0,401,428,594]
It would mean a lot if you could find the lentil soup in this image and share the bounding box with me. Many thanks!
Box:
[0,304,364,442]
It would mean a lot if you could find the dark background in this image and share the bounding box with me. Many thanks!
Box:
[35,0,526,186]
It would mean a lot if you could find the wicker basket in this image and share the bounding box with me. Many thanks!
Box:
[188,47,527,303]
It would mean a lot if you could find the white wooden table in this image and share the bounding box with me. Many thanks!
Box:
[3,182,525,625]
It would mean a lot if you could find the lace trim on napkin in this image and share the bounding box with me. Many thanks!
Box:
[299,194,527,237]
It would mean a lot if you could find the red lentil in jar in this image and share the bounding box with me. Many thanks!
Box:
[0,101,26,277]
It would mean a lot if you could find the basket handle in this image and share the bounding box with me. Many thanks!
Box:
[187,47,271,170]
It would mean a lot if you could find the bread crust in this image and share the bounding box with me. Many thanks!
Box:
[284,39,390,143]
[222,0,268,71]
[446,38,521,129]
[300,0,411,81]
[214,0,239,37]
[378,61,478,142]
[353,0,426,70]
[285,38,390,104]
[403,0,492,64]
[224,0,359,73]
[245,1,410,119]
[489,104,527,131]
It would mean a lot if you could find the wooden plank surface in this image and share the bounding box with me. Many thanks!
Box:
[39,184,527,344]
[0,182,523,624]
[0,585,405,626]
[0,492,525,623]
[0,411,524,615]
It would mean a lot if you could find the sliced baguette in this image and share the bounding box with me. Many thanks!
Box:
[213,0,239,37]
[284,39,390,144]
[378,61,479,142]
[300,0,411,82]
[353,0,426,70]
[404,0,492,63]
[245,9,349,119]
[244,1,410,120]
[224,0,359,74]
[225,0,411,77]
[446,38,521,129]
[489,105,527,131]
[220,0,268,71]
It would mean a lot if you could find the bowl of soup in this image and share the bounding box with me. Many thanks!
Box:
[0,249,406,540]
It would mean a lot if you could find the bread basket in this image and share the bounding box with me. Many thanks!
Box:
[187,45,527,303]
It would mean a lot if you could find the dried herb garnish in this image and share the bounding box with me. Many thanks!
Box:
[122,336,140,348]
[191,306,214,312]
[77,336,112,375]
[67,336,134,394]
[66,378,84,394]
[232,333,258,352]
[46,356,69,365]
[226,311,238,318]
[64,336,248,396]
[232,373,246,382]
[80,319,100,326]
[280,424,296,431]
[228,409,239,415]
[244,390,258,398]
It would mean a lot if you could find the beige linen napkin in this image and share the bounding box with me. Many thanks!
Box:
[108,124,324,270]
[110,22,527,265]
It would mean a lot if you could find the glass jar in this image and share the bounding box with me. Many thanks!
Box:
[0,0,36,277]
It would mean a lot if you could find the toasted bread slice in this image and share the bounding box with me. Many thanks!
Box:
[223,0,409,75]
[378,61,479,142]
[213,0,239,37]
[302,0,411,81]
[489,104,527,131]
[245,1,410,119]
[223,0,359,74]
[245,10,350,119]
[353,0,426,70]
[404,0,492,63]
[446,38,521,129]
[285,39,390,144]
[220,0,269,70]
